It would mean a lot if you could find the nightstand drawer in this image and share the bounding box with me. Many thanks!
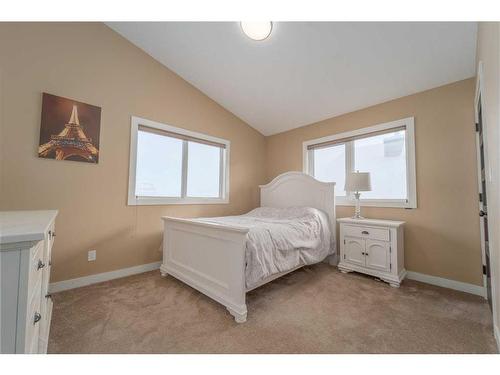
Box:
[343,225,389,241]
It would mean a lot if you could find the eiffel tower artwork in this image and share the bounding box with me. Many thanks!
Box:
[38,93,101,163]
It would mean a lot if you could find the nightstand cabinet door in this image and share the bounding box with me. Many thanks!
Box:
[344,237,365,266]
[365,239,390,272]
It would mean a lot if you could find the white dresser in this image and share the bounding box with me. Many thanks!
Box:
[337,217,406,287]
[0,210,57,354]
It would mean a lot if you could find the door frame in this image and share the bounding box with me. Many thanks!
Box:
[475,60,500,348]
[474,62,490,297]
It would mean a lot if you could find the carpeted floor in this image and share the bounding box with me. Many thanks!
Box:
[48,263,498,353]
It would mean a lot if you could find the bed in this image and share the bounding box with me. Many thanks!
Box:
[160,171,336,323]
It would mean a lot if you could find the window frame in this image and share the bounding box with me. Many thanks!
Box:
[128,116,230,206]
[303,117,417,209]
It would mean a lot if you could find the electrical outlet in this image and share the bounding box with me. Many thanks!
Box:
[88,250,96,262]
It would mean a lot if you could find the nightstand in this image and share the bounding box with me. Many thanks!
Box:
[337,217,406,287]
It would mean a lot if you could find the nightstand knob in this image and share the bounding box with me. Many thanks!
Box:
[361,230,369,235]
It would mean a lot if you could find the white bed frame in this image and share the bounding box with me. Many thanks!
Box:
[160,172,336,323]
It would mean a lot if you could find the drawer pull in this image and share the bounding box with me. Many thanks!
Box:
[361,230,369,235]
[34,312,42,324]
[37,260,46,270]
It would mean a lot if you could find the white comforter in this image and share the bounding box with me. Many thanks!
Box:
[196,207,334,289]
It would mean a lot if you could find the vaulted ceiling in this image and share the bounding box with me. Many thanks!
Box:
[107,22,477,136]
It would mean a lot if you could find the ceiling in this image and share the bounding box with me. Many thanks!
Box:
[107,22,477,136]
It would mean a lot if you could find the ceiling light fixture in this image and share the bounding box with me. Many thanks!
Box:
[240,22,273,41]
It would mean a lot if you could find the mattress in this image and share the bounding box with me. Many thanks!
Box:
[195,206,334,289]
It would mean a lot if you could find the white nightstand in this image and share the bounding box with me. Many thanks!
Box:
[337,217,406,287]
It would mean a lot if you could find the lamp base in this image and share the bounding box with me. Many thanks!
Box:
[352,192,365,220]
[351,214,366,220]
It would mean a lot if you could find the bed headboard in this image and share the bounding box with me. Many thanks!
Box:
[259,172,336,231]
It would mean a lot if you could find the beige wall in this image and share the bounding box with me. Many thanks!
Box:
[0,23,486,293]
[476,22,500,344]
[0,23,267,282]
[266,78,483,285]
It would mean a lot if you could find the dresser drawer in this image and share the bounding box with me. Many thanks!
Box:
[47,221,55,254]
[38,337,49,355]
[41,229,53,302]
[28,240,45,300]
[39,296,53,352]
[24,281,42,354]
[343,225,390,242]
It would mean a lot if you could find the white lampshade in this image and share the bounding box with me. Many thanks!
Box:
[344,172,372,192]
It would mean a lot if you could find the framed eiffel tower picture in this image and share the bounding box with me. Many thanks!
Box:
[38,93,101,163]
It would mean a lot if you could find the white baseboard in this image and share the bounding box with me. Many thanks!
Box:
[406,271,486,297]
[49,261,161,293]
[49,262,487,298]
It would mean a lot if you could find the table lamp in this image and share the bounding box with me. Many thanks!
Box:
[344,172,372,219]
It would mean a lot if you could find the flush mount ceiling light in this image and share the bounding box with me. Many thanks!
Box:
[240,22,273,41]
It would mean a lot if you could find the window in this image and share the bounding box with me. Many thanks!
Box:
[303,117,416,208]
[128,117,229,205]
[313,143,347,197]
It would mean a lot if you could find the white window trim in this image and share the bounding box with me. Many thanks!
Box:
[128,116,230,206]
[303,117,417,209]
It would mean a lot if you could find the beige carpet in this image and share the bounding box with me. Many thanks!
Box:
[48,263,498,353]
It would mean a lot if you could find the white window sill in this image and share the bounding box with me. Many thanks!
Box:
[128,197,229,206]
[336,198,416,209]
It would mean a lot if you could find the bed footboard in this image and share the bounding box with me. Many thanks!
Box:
[161,217,249,323]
